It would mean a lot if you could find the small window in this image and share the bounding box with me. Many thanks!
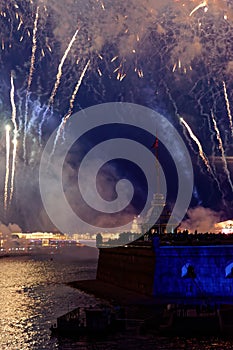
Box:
[181,263,196,278]
[225,263,233,278]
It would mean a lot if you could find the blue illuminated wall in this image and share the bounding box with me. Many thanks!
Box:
[153,241,233,302]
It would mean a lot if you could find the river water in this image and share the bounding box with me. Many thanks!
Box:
[0,255,233,350]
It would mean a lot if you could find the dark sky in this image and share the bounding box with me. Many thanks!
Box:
[0,0,232,231]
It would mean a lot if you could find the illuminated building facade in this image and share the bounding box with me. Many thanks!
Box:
[153,239,233,302]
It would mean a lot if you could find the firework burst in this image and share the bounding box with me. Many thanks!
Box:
[0,0,232,220]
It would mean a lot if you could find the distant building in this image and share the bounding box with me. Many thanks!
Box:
[10,232,78,248]
[141,193,178,235]
[130,217,141,234]
[14,232,65,240]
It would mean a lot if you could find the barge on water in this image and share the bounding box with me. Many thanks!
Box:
[50,305,126,336]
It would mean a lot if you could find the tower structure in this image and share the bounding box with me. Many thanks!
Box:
[142,135,178,235]
[131,216,141,234]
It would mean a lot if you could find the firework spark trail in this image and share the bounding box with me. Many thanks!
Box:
[223,81,233,136]
[23,6,39,161]
[51,60,91,157]
[163,82,179,117]
[4,126,11,212]
[180,116,221,191]
[27,6,39,92]
[211,111,233,191]
[38,27,80,142]
[164,82,197,154]
[189,1,207,17]
[48,27,80,106]
[38,105,49,145]
[196,93,217,158]
[164,82,215,178]
[17,90,24,131]
[180,117,211,172]
[9,72,18,203]
[190,78,222,160]
[9,139,17,204]
[207,111,217,167]
[61,60,90,133]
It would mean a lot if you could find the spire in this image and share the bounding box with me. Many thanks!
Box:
[142,134,166,234]
[142,134,178,236]
[152,133,160,194]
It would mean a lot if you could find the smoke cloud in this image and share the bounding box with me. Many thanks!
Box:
[180,206,223,233]
[35,0,233,72]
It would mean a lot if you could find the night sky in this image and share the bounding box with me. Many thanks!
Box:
[0,0,232,232]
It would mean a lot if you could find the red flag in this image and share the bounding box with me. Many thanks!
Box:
[152,138,159,149]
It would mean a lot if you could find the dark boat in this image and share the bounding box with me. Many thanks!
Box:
[159,304,221,335]
[218,305,233,334]
[50,305,122,336]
